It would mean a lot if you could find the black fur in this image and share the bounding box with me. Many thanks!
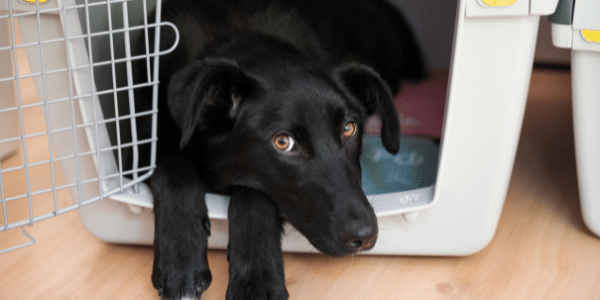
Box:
[150,154,212,299]
[226,188,288,300]
[134,0,424,299]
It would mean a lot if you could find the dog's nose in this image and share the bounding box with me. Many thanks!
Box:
[342,221,378,252]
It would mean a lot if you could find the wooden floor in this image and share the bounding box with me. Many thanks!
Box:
[2,29,600,299]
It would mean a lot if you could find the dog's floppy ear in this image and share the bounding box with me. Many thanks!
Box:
[168,58,257,149]
[333,63,401,154]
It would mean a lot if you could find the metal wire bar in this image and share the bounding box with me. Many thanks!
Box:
[35,0,60,221]
[141,0,151,87]
[0,0,137,20]
[7,0,35,228]
[0,168,155,232]
[0,164,155,205]
[60,2,83,215]
[0,110,158,148]
[150,0,163,168]
[0,81,160,113]
[0,160,8,230]
[0,22,177,53]
[0,27,179,87]
[105,0,125,192]
[122,0,140,193]
[0,137,157,174]
[0,0,178,253]
[83,0,105,206]
[0,227,36,254]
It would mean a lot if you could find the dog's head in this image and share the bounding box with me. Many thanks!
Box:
[168,57,400,256]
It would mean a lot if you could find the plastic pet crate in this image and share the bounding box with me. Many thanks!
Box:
[0,0,564,255]
[549,0,600,237]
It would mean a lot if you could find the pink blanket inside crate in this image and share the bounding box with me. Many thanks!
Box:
[365,71,448,139]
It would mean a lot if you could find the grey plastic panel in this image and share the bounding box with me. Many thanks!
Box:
[547,0,575,25]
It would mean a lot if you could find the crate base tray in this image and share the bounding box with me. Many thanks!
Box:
[81,136,439,250]
[109,136,439,218]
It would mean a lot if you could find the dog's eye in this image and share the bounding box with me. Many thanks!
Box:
[272,134,295,152]
[343,122,357,138]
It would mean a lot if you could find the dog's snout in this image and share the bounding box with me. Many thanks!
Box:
[342,220,378,252]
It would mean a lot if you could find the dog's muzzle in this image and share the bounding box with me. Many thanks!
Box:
[340,219,378,252]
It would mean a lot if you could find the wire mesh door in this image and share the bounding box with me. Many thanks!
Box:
[0,0,177,253]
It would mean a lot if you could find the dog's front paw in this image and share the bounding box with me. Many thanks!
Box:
[226,272,289,300]
[152,246,212,300]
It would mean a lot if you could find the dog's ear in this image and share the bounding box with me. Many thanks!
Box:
[168,58,258,149]
[333,63,400,154]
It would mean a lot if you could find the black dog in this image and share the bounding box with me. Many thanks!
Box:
[134,0,423,299]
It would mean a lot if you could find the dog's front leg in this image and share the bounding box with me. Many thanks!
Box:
[226,188,289,300]
[150,154,212,300]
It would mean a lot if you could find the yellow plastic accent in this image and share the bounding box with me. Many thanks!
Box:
[22,0,48,3]
[481,0,517,6]
[582,30,600,43]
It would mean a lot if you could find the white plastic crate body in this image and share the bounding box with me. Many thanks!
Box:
[77,0,556,255]
[1,0,563,255]
[550,0,600,237]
